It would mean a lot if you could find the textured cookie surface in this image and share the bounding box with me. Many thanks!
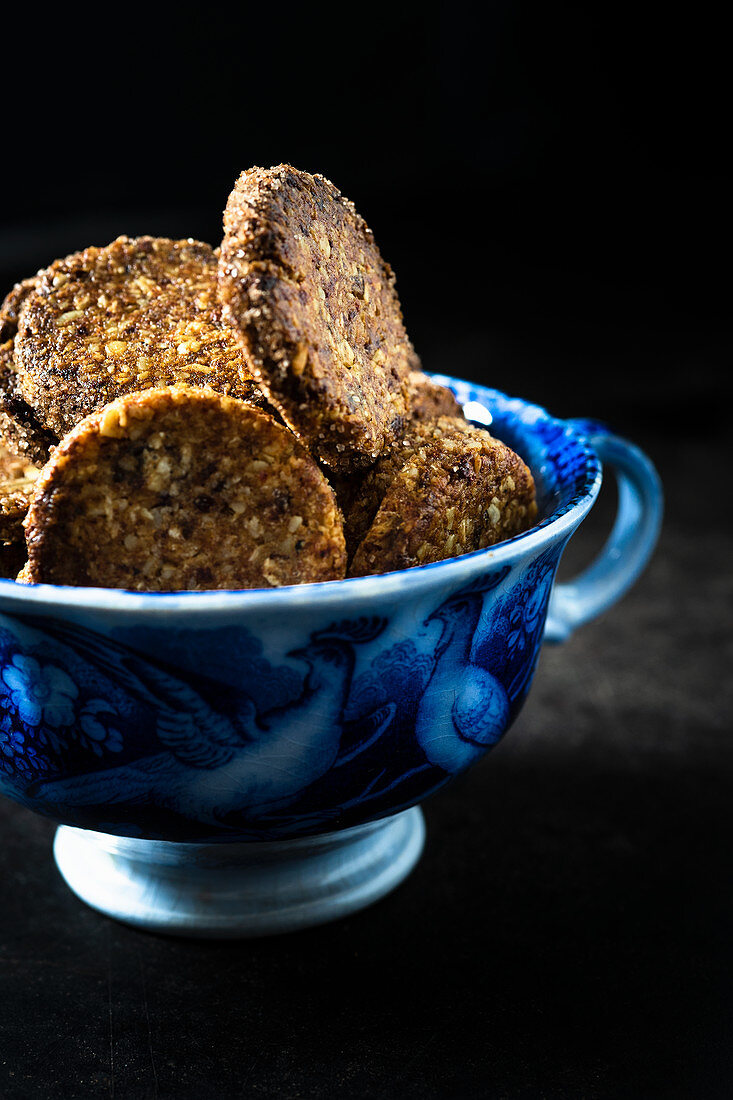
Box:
[24,386,346,591]
[349,426,537,577]
[343,416,479,557]
[0,469,40,542]
[218,165,414,470]
[0,277,59,464]
[13,236,261,438]
[407,370,464,424]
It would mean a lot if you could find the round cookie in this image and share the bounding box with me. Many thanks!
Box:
[13,236,262,438]
[348,426,538,578]
[0,277,59,465]
[218,165,414,471]
[342,416,480,557]
[24,386,347,591]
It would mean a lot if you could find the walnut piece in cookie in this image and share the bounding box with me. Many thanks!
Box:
[218,165,415,472]
[12,236,263,439]
[23,385,346,591]
[348,425,537,577]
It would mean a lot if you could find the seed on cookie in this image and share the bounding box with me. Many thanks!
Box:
[23,385,347,591]
[13,236,262,439]
[218,165,415,471]
[348,426,537,577]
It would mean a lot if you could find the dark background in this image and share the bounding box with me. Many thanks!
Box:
[1,5,731,1098]
[0,3,728,424]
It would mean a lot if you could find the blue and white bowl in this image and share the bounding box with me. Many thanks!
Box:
[0,378,663,936]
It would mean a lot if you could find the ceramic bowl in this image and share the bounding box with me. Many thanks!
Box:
[0,377,662,936]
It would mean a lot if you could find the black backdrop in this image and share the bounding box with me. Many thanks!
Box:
[1,8,732,1098]
[0,3,728,423]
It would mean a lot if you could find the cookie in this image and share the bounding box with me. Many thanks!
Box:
[23,385,347,591]
[0,469,40,542]
[342,417,480,557]
[218,165,414,471]
[0,277,59,465]
[348,426,537,577]
[13,236,262,439]
[407,370,464,423]
[0,441,40,482]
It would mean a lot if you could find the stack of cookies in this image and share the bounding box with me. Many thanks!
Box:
[0,166,537,590]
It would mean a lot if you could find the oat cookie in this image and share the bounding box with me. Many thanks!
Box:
[0,468,40,543]
[407,370,464,423]
[13,236,262,439]
[218,165,415,471]
[24,385,346,591]
[0,277,59,465]
[0,440,40,482]
[342,416,480,557]
[348,425,537,577]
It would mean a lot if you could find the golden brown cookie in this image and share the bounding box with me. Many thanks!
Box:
[0,276,38,342]
[24,385,347,591]
[0,440,40,482]
[13,236,262,439]
[0,277,59,465]
[407,370,464,423]
[218,165,415,471]
[0,469,41,542]
[348,426,537,577]
[342,417,479,557]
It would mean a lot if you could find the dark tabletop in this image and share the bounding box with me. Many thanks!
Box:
[0,321,730,1099]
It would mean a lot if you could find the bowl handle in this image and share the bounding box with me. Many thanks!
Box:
[544,421,663,642]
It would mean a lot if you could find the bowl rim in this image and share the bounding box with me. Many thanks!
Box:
[0,377,602,616]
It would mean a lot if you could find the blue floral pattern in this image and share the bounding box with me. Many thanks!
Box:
[1,655,78,729]
[0,547,564,840]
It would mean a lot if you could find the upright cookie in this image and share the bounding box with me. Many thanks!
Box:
[13,236,262,438]
[218,165,414,471]
[24,386,346,591]
[349,427,537,577]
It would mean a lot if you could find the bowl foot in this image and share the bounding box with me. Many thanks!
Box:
[53,808,425,938]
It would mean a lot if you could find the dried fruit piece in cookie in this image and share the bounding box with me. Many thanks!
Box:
[343,416,481,557]
[348,428,537,577]
[24,385,346,591]
[218,165,414,471]
[0,277,59,465]
[13,236,262,438]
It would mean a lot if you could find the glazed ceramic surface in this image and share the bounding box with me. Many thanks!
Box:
[0,380,663,847]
